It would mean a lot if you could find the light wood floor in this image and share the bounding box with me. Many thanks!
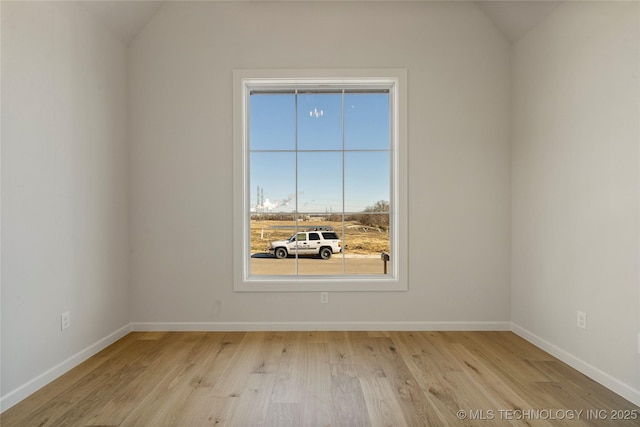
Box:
[2,331,638,426]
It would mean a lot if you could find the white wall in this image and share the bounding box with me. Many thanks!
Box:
[512,1,640,404]
[2,0,638,413]
[128,1,511,328]
[1,1,130,409]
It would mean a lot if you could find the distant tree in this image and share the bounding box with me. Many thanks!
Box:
[356,200,389,230]
[326,214,342,222]
[250,213,297,221]
[364,200,389,214]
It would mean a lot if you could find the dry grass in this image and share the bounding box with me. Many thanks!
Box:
[251,220,390,255]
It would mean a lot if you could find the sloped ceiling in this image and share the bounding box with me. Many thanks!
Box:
[77,0,164,45]
[78,1,562,46]
[477,1,562,42]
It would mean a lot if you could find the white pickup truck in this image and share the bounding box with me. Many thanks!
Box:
[269,228,342,260]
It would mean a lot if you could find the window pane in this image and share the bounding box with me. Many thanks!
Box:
[250,94,295,150]
[344,152,390,213]
[250,152,296,213]
[298,152,343,214]
[250,216,296,276]
[297,93,342,151]
[344,93,390,150]
[343,214,390,275]
[296,223,345,276]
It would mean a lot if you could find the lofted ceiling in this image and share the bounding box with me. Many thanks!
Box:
[476,1,561,42]
[78,0,562,46]
[76,1,165,45]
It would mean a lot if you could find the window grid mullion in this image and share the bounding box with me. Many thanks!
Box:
[294,90,299,272]
[341,89,346,274]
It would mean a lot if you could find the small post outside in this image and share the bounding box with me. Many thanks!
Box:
[381,251,390,274]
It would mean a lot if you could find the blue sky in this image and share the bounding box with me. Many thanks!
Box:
[250,92,390,214]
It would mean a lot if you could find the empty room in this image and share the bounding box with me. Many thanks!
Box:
[1,0,639,425]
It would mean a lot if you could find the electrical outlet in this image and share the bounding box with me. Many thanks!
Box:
[61,312,71,330]
[576,311,587,329]
[320,292,328,304]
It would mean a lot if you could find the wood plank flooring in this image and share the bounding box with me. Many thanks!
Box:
[2,331,638,426]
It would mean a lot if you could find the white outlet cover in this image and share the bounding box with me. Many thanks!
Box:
[576,311,587,329]
[61,312,71,330]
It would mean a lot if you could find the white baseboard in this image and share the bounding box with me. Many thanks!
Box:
[511,323,640,407]
[0,323,132,413]
[130,320,512,332]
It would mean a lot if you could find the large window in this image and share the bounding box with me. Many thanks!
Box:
[233,69,407,291]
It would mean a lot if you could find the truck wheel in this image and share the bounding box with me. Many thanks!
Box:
[275,248,287,259]
[319,247,332,260]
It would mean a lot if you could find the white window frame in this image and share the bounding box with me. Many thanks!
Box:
[233,68,408,292]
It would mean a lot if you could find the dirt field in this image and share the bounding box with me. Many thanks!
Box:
[250,220,389,255]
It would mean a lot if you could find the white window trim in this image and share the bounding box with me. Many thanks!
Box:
[233,68,408,292]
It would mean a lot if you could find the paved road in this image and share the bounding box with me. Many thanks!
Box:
[250,254,389,275]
